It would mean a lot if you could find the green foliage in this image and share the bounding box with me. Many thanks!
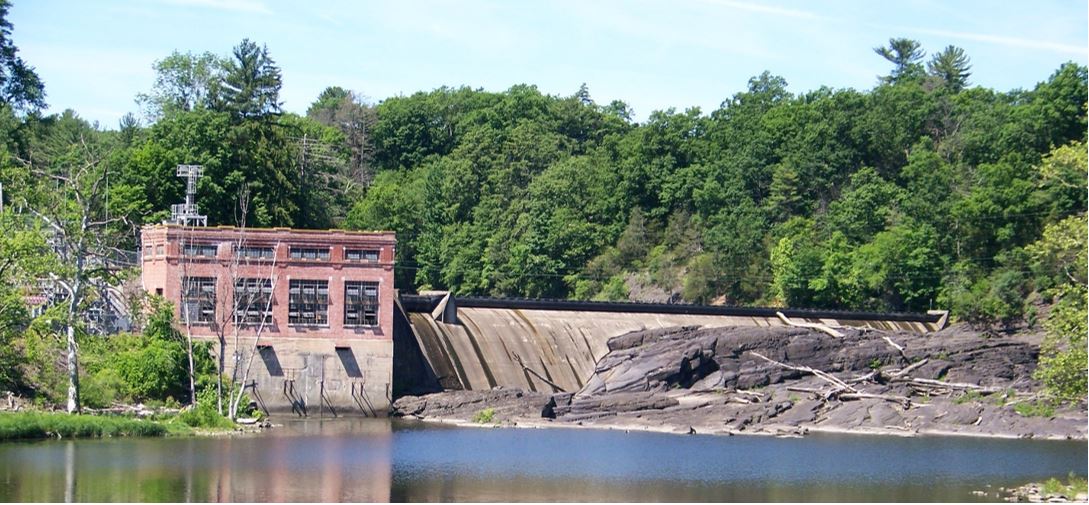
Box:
[1034,284,1088,402]
[471,407,496,424]
[217,39,282,120]
[927,45,971,91]
[0,412,168,440]
[0,0,45,112]
[135,50,223,120]
[176,387,233,429]
[1014,400,1056,418]
[874,38,926,84]
[1040,474,1088,497]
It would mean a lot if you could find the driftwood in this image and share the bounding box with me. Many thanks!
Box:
[898,377,1003,394]
[512,353,567,393]
[887,358,929,378]
[839,392,912,408]
[881,336,908,360]
[752,352,918,407]
[775,312,845,338]
[750,351,855,392]
[848,358,930,385]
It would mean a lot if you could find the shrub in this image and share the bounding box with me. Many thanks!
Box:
[471,407,496,424]
[175,388,233,429]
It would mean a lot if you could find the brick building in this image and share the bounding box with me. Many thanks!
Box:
[140,224,396,416]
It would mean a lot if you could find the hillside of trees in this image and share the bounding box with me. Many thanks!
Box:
[0,1,1085,411]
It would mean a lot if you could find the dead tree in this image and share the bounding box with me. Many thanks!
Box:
[22,137,124,414]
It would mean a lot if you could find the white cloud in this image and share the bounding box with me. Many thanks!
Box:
[160,0,272,15]
[902,27,1086,56]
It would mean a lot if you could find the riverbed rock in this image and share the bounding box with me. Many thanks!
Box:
[393,389,550,422]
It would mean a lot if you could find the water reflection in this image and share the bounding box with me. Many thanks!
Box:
[0,419,393,502]
[0,418,1083,502]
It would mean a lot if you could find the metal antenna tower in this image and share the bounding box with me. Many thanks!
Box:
[168,164,208,226]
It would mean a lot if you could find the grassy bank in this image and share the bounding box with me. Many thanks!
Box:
[0,411,213,441]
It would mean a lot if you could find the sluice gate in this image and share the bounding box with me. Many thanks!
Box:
[392,293,948,397]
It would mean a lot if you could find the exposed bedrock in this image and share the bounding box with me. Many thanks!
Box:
[580,325,1038,397]
[392,324,1085,440]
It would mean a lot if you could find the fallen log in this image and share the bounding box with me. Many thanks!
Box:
[775,312,845,338]
[839,392,912,407]
[750,351,856,392]
[886,358,929,379]
[512,353,567,393]
[897,377,1003,394]
[881,335,908,360]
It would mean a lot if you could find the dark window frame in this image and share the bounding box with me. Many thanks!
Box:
[234,277,274,326]
[345,249,380,262]
[289,247,330,261]
[181,276,216,324]
[182,243,218,257]
[288,279,329,325]
[344,281,379,326]
[238,245,275,260]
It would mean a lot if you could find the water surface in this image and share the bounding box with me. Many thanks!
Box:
[0,418,1083,502]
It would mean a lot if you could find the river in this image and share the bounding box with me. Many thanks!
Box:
[0,418,1084,502]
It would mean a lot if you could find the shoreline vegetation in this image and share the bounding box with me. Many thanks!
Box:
[0,409,247,441]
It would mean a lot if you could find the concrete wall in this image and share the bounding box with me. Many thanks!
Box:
[398,304,945,395]
[212,337,393,417]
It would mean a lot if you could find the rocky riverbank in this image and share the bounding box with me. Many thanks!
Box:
[393,324,1087,441]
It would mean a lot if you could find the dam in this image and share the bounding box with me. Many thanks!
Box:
[138,224,947,416]
[392,292,948,398]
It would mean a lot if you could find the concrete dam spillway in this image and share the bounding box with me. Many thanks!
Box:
[392,293,948,397]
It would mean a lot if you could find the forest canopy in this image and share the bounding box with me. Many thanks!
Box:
[1,35,1086,321]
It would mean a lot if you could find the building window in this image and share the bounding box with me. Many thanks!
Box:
[181,277,216,323]
[238,246,274,260]
[345,249,380,262]
[289,247,330,261]
[288,279,328,325]
[183,243,218,257]
[344,281,379,326]
[234,278,273,326]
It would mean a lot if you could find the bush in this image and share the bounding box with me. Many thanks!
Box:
[1041,473,1088,498]
[175,387,233,429]
[471,407,496,424]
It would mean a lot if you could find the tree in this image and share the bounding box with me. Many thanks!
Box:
[307,86,377,186]
[0,210,51,391]
[927,45,971,92]
[22,132,124,413]
[135,51,223,121]
[1027,215,1088,401]
[217,39,282,120]
[0,0,44,112]
[874,38,925,84]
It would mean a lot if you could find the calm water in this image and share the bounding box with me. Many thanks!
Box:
[0,418,1084,502]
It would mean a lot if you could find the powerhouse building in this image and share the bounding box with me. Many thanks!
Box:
[140,224,396,416]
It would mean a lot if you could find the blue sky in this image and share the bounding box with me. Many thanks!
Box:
[13,0,1088,127]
